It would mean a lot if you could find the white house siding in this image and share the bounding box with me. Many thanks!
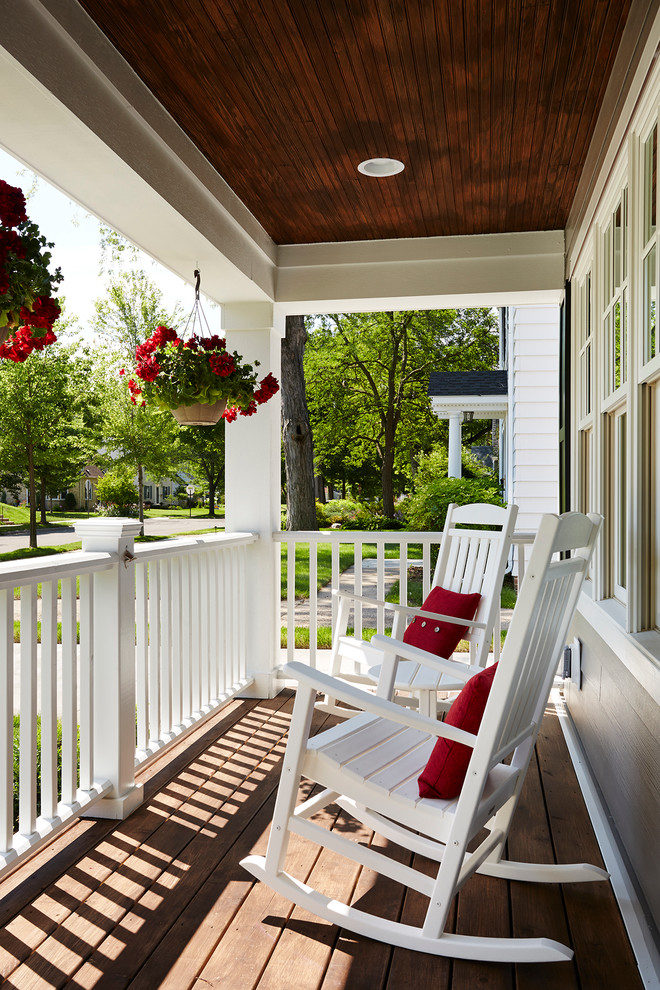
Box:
[508,305,560,547]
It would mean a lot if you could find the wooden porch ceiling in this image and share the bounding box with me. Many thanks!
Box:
[0,691,642,988]
[76,0,632,246]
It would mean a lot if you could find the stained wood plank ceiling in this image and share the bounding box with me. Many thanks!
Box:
[78,0,631,245]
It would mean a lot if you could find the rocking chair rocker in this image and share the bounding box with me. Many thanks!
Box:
[242,511,605,963]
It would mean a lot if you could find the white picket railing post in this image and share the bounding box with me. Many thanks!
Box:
[75,518,144,819]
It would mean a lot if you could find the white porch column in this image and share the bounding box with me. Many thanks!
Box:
[74,518,144,819]
[223,302,284,699]
[448,413,463,478]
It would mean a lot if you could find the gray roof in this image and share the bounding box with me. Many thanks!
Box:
[428,370,508,397]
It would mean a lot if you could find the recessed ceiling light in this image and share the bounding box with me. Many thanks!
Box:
[357,157,405,177]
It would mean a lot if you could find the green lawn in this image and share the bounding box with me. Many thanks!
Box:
[281,536,425,600]
[385,572,517,609]
[280,625,508,651]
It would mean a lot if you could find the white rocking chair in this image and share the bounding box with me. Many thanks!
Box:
[242,511,605,963]
[318,501,518,718]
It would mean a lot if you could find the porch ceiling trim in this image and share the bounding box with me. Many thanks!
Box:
[275,230,565,315]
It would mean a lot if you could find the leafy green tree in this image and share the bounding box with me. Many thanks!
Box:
[178,421,225,517]
[93,269,183,362]
[99,370,181,527]
[93,271,184,527]
[0,337,99,547]
[304,309,499,517]
[95,467,139,513]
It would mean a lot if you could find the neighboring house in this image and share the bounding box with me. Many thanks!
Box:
[70,465,105,509]
[429,306,561,554]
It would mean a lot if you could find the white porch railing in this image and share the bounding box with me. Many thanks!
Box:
[275,529,534,669]
[0,520,256,877]
[276,531,440,669]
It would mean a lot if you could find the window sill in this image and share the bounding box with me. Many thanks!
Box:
[577,589,660,706]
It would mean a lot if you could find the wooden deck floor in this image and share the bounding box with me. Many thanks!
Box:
[0,689,643,990]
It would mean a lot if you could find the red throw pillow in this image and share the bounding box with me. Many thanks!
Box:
[403,585,481,659]
[418,662,498,800]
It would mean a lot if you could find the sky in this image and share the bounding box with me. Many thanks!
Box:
[0,146,197,342]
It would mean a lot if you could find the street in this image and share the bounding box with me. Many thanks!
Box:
[0,515,225,554]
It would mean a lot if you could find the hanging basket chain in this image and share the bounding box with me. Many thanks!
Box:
[181,268,213,341]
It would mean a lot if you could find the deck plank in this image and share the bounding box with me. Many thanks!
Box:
[0,693,646,990]
[509,739,579,990]
[536,710,644,990]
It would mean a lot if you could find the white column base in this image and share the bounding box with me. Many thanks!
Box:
[82,784,144,820]
[238,670,280,699]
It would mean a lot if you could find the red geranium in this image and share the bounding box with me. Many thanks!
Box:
[0,179,62,359]
[128,324,279,423]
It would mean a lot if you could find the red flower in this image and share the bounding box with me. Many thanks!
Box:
[127,378,143,405]
[0,180,27,228]
[20,295,61,330]
[209,351,235,376]
[135,355,161,382]
[151,325,179,347]
[239,400,258,417]
[223,405,238,422]
[254,371,280,404]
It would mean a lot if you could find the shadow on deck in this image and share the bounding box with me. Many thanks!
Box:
[0,690,643,989]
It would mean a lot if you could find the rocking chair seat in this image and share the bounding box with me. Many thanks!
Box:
[304,708,519,843]
[367,658,466,696]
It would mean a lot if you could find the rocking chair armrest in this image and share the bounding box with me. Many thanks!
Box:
[370,634,483,682]
[332,589,487,630]
[285,660,478,748]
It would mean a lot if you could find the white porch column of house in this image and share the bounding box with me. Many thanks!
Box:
[223,302,283,699]
[448,413,463,478]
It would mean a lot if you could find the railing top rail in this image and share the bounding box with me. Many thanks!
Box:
[0,549,114,590]
[274,529,535,544]
[273,530,442,543]
[132,530,258,562]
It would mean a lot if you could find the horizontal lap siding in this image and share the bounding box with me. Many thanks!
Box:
[509,306,560,576]
[568,612,660,931]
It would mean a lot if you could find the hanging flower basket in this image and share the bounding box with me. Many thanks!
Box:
[171,399,227,426]
[0,179,62,361]
[125,270,279,425]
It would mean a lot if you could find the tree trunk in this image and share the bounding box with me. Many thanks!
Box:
[137,462,144,536]
[381,445,396,518]
[27,443,37,549]
[381,412,397,518]
[281,315,317,530]
[208,475,216,517]
[39,476,48,525]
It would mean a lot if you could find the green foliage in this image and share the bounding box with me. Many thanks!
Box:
[304,308,499,514]
[0,335,101,544]
[402,476,504,532]
[95,468,139,512]
[320,499,370,528]
[93,269,182,365]
[177,421,225,515]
